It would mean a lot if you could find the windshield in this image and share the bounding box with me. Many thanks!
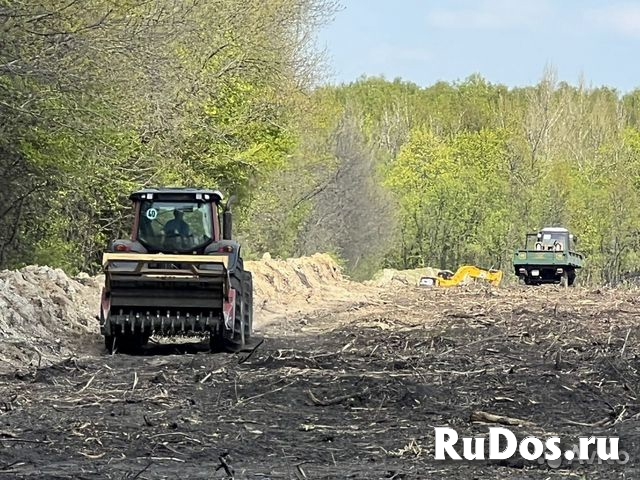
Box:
[137,200,214,251]
[528,231,568,251]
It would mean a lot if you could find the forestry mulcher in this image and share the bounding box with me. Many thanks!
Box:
[98,188,253,354]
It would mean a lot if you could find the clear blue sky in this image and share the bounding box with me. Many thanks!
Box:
[316,0,640,93]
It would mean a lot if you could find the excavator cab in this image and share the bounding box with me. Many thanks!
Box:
[437,270,455,280]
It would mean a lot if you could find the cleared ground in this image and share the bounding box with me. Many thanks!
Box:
[1,283,639,479]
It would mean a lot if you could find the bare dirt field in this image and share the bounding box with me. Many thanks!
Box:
[1,257,639,479]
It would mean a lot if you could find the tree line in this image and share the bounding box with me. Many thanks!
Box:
[0,0,339,272]
[2,2,639,286]
[299,72,640,285]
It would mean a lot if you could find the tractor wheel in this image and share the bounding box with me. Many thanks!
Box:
[233,280,246,346]
[221,273,245,352]
[243,270,253,341]
[102,311,115,354]
[111,334,143,354]
[567,269,577,287]
[105,335,116,354]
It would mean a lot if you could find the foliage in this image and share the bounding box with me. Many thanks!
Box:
[296,72,640,285]
[2,3,640,286]
[0,0,339,273]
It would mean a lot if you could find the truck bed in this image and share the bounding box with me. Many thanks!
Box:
[513,249,584,268]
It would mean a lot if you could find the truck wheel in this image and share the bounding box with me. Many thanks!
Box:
[560,272,569,288]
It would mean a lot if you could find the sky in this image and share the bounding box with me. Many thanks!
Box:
[315,0,640,93]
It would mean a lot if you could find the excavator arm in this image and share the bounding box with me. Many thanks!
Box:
[419,265,503,288]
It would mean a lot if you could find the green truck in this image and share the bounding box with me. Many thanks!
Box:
[513,227,585,286]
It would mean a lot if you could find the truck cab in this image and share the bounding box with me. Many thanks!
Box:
[532,227,578,253]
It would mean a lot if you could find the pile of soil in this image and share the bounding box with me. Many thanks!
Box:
[247,252,376,327]
[0,266,101,372]
[367,266,444,287]
[0,253,374,373]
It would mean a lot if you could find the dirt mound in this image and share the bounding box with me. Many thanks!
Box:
[248,252,363,298]
[367,266,444,287]
[247,252,377,327]
[0,266,101,372]
[0,253,375,373]
[247,253,343,298]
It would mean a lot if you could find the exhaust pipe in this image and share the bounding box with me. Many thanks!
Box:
[223,194,237,240]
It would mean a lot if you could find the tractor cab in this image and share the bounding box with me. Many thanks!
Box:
[116,188,232,254]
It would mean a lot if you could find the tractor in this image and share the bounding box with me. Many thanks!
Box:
[98,188,253,353]
[512,227,584,286]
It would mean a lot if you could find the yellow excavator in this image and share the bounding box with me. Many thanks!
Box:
[418,265,503,288]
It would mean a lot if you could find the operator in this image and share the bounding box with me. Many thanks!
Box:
[164,209,191,237]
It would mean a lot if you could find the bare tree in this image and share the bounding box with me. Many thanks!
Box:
[295,104,398,278]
